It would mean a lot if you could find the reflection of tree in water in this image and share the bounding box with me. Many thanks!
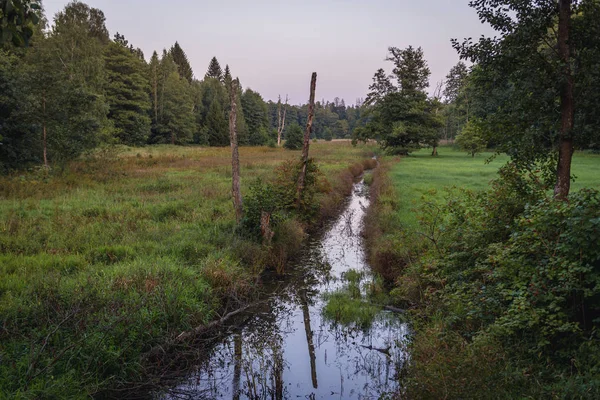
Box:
[160,181,409,400]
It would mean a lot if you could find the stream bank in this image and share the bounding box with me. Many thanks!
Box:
[157,176,409,399]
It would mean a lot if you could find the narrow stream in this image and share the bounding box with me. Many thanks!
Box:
[160,178,409,399]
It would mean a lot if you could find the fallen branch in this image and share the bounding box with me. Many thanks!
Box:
[144,300,265,361]
[384,305,405,314]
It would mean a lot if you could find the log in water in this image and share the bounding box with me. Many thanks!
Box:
[159,179,409,399]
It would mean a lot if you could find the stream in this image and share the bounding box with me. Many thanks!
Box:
[159,178,409,399]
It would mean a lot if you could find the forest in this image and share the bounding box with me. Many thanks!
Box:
[1,0,600,399]
[0,0,370,172]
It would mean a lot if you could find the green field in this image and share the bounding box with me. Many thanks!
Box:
[0,141,376,398]
[389,146,600,230]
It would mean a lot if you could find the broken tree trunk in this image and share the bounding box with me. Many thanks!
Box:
[260,211,274,245]
[230,81,243,224]
[277,96,282,146]
[277,95,288,147]
[296,73,317,208]
[554,0,575,201]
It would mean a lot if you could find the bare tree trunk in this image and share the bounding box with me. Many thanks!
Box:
[260,211,274,245]
[42,91,48,168]
[230,81,243,224]
[554,0,574,200]
[171,131,175,145]
[281,95,287,145]
[296,73,317,207]
[232,333,242,400]
[300,290,318,389]
[276,95,288,147]
[277,95,282,146]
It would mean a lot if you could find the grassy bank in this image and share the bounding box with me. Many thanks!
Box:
[0,141,376,398]
[364,146,600,398]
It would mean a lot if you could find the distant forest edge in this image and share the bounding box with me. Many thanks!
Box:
[0,0,498,173]
[0,1,371,172]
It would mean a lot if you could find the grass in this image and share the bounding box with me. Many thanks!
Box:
[0,141,377,398]
[363,145,600,398]
[389,146,600,230]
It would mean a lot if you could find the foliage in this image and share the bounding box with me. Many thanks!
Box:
[357,46,442,154]
[375,91,442,155]
[454,119,487,157]
[367,149,600,397]
[386,45,430,93]
[104,38,151,145]
[452,0,600,182]
[205,98,228,147]
[365,68,395,106]
[150,52,195,144]
[169,41,193,83]
[241,88,270,145]
[205,56,223,81]
[283,123,303,150]
[0,0,41,46]
[242,158,323,238]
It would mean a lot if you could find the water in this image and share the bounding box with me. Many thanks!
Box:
[160,179,409,399]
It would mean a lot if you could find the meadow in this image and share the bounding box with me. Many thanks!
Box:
[0,141,376,398]
[389,146,600,230]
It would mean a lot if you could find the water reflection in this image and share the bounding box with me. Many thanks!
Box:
[161,180,409,399]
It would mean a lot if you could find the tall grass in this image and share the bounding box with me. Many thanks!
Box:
[0,141,376,397]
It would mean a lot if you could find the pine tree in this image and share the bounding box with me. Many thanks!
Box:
[170,41,193,83]
[223,64,232,87]
[148,51,159,125]
[205,56,223,81]
[104,38,151,145]
[206,99,228,146]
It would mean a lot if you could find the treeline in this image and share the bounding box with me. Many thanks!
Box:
[356,23,600,160]
[0,1,364,172]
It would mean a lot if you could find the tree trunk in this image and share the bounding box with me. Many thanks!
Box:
[42,91,48,168]
[300,290,318,389]
[232,333,242,400]
[230,81,243,224]
[432,146,438,156]
[554,0,575,200]
[276,95,288,147]
[296,73,317,207]
[277,96,282,146]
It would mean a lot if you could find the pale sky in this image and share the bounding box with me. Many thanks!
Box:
[42,0,495,105]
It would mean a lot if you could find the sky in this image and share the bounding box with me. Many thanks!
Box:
[42,0,496,105]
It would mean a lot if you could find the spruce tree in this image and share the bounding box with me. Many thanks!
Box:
[170,41,193,83]
[206,99,228,146]
[104,39,151,145]
[205,56,223,81]
[223,64,232,87]
[148,51,160,125]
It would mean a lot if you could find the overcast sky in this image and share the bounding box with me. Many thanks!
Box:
[42,0,495,105]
